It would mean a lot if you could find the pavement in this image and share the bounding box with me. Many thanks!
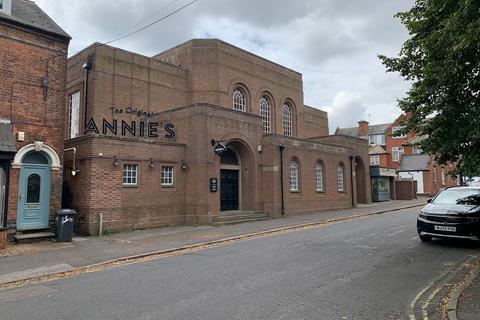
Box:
[455,264,480,320]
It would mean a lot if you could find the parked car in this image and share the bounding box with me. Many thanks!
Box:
[417,187,480,242]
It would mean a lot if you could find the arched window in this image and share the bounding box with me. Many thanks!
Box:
[290,159,299,192]
[337,163,345,192]
[233,88,246,112]
[283,103,293,136]
[259,96,271,134]
[315,161,324,192]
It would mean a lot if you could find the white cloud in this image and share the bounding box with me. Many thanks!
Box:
[35,0,415,133]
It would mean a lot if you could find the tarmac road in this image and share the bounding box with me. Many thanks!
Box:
[0,207,478,320]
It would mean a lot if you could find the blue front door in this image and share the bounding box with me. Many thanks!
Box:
[17,165,51,230]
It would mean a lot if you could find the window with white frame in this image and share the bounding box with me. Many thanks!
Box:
[259,96,271,134]
[433,166,437,182]
[161,166,174,186]
[232,88,246,111]
[68,91,80,139]
[337,164,345,192]
[315,161,324,192]
[122,164,138,186]
[368,134,386,145]
[441,168,446,185]
[370,155,380,165]
[391,126,407,138]
[282,103,293,137]
[392,147,404,162]
[412,146,423,154]
[289,159,299,192]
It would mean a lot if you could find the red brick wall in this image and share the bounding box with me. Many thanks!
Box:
[0,21,69,231]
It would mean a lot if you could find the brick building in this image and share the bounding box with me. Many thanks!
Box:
[336,114,457,199]
[0,0,70,239]
[65,39,371,235]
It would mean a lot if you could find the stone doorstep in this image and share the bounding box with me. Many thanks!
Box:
[0,230,6,250]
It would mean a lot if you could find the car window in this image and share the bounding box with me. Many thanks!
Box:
[432,189,480,205]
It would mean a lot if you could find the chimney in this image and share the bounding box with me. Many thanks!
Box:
[0,0,12,15]
[358,120,369,139]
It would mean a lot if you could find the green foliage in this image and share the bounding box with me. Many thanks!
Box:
[379,0,480,176]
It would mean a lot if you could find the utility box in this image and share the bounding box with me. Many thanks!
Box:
[55,209,76,242]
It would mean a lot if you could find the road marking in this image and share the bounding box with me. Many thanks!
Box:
[409,255,478,320]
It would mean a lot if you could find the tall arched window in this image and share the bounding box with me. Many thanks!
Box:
[283,103,293,136]
[315,161,324,192]
[259,96,271,134]
[290,159,299,192]
[337,163,345,192]
[233,88,246,111]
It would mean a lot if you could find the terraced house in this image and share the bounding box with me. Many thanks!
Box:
[0,0,70,243]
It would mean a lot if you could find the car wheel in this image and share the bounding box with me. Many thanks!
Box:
[419,234,432,242]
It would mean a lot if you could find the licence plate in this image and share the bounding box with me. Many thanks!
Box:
[434,225,456,232]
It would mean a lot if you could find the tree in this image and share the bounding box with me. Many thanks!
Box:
[379,0,480,177]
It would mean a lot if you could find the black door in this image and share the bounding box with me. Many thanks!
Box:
[220,169,239,211]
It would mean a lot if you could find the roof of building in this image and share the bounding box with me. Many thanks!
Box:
[0,0,70,39]
[0,123,16,154]
[369,144,387,155]
[403,135,427,146]
[398,154,430,172]
[335,123,391,137]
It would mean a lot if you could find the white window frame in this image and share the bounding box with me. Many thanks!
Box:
[412,146,423,154]
[282,104,293,137]
[433,166,437,183]
[161,166,174,186]
[441,168,446,186]
[368,134,386,145]
[315,162,324,192]
[122,164,138,186]
[68,91,80,139]
[391,126,407,139]
[233,88,246,112]
[370,155,380,165]
[392,147,404,162]
[337,164,345,192]
[289,160,299,192]
[259,96,271,134]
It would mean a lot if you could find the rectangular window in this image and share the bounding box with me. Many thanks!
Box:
[392,147,404,162]
[441,168,446,186]
[122,164,138,186]
[412,146,423,154]
[0,0,3,10]
[161,166,174,186]
[391,126,407,139]
[368,134,386,145]
[370,155,380,165]
[68,91,80,139]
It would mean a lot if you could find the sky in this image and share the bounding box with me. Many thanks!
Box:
[36,0,414,132]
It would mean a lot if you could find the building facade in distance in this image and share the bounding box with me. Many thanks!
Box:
[0,0,70,239]
[336,114,458,199]
[65,39,371,235]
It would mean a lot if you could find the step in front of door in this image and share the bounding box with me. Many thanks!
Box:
[14,230,55,242]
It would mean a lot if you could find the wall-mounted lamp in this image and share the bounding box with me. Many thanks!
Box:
[149,158,155,168]
[113,155,120,166]
[258,145,263,153]
[71,169,80,176]
[181,160,188,170]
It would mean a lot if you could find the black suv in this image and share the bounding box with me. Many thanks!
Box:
[417,187,480,242]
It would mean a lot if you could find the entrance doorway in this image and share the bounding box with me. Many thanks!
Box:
[0,165,6,228]
[16,152,51,230]
[355,156,368,204]
[220,148,240,211]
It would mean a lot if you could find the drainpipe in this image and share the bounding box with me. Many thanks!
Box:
[82,62,92,130]
[64,147,78,176]
[279,144,285,216]
[349,155,355,207]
